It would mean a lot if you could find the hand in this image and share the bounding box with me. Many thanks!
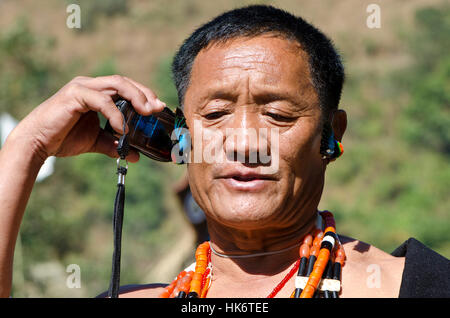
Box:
[10,75,166,163]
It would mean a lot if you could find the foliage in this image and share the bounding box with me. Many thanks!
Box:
[400,6,450,155]
[0,19,64,118]
[153,55,180,109]
[66,0,129,32]
[322,4,450,255]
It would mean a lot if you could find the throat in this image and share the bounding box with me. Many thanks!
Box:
[206,209,318,260]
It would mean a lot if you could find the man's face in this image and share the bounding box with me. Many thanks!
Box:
[183,35,325,231]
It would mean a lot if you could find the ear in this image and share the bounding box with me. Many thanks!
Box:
[331,109,347,142]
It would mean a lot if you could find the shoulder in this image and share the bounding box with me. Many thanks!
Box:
[96,283,167,298]
[392,237,450,297]
[338,235,405,298]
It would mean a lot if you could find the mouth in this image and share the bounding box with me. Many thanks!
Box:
[218,172,276,192]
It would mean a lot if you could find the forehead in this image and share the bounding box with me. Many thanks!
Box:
[185,35,317,108]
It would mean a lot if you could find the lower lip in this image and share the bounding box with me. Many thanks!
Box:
[220,177,272,191]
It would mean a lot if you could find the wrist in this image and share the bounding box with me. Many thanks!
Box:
[2,127,47,169]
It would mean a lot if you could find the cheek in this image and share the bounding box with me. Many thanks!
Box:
[279,122,323,179]
[186,163,210,212]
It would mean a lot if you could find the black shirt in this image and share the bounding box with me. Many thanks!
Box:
[391,238,450,297]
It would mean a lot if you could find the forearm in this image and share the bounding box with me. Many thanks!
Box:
[0,131,45,297]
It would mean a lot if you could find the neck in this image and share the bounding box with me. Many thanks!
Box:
[206,208,317,277]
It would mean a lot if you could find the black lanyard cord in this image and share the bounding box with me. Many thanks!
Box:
[108,112,129,298]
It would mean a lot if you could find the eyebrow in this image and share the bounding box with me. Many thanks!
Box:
[251,91,294,103]
[194,80,314,111]
[194,83,240,108]
[207,90,239,102]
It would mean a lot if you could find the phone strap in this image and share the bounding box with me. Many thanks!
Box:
[108,115,129,298]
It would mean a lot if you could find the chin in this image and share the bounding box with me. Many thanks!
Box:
[208,192,282,229]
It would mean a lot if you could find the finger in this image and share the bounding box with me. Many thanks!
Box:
[76,75,155,116]
[92,129,140,163]
[122,76,166,112]
[121,144,140,163]
[73,84,128,135]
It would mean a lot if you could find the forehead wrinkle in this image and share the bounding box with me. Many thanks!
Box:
[221,53,278,65]
[215,57,282,88]
[219,49,280,71]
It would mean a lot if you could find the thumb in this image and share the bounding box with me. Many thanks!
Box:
[92,129,140,163]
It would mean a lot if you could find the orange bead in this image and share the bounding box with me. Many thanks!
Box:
[300,284,316,298]
[165,283,176,294]
[201,241,210,247]
[178,275,192,285]
[313,232,323,247]
[196,254,208,262]
[335,256,345,265]
[336,248,346,259]
[196,243,209,252]
[195,267,207,275]
[195,250,208,258]
[324,226,336,234]
[299,243,310,258]
[303,234,313,246]
[177,271,187,280]
[299,247,331,298]
[189,281,202,294]
[310,245,319,257]
[196,260,208,266]
[316,249,330,264]
[178,276,192,292]
[197,243,209,252]
[315,259,327,270]
[159,290,170,298]
[307,272,322,287]
[171,286,180,298]
[192,272,203,281]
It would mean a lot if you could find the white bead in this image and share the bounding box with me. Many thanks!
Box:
[322,235,335,248]
[295,276,341,292]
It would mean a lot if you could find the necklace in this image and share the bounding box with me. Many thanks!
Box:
[209,241,303,259]
[158,210,346,298]
[267,259,300,298]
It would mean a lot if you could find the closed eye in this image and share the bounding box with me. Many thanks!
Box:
[204,111,229,120]
[265,112,296,122]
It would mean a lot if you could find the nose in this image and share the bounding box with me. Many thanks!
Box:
[223,108,269,165]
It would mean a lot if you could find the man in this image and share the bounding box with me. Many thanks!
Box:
[0,5,448,298]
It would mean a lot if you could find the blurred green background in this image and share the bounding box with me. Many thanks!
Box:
[0,0,448,297]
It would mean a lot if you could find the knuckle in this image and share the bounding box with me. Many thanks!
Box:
[143,87,157,99]
[72,75,88,83]
[64,82,83,96]
[99,94,113,106]
[109,74,124,85]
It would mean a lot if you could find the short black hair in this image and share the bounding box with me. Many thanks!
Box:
[172,5,344,116]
